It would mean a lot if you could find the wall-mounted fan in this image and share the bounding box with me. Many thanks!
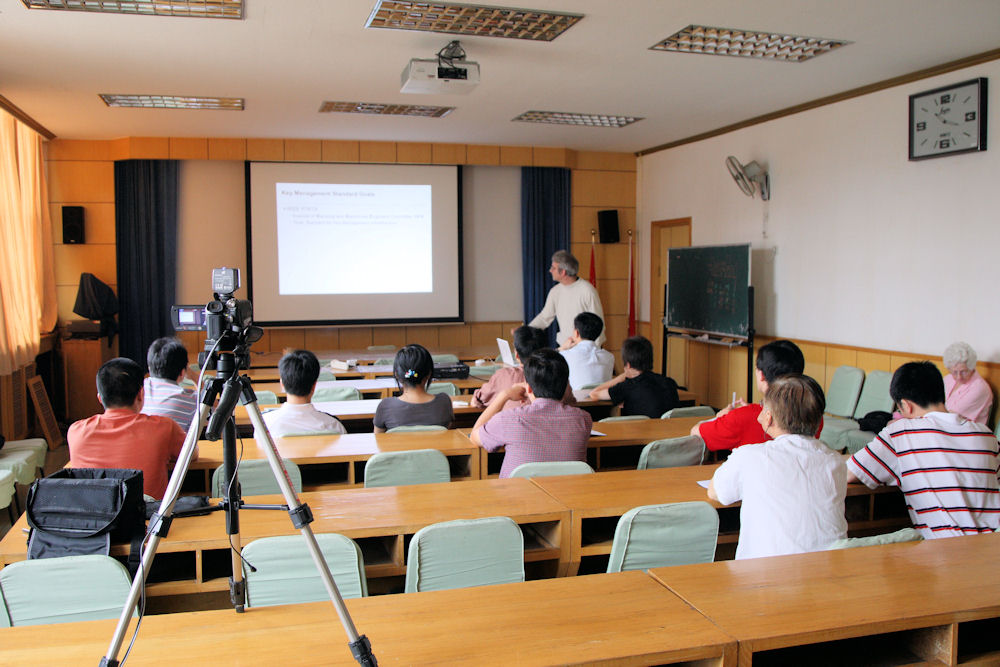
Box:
[725,156,770,201]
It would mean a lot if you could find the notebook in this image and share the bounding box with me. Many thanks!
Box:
[496,337,516,366]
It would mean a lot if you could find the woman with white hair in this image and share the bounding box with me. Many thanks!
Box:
[942,342,993,425]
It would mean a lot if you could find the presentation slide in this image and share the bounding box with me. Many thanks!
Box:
[248,162,462,326]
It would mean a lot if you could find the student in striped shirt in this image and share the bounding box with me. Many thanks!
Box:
[141,337,198,433]
[847,361,1000,539]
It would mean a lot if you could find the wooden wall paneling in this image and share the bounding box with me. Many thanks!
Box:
[359,142,396,163]
[371,326,406,348]
[396,142,432,163]
[825,346,858,392]
[48,161,114,203]
[303,328,340,351]
[46,139,112,161]
[597,279,629,316]
[465,145,500,165]
[571,207,636,243]
[53,244,117,288]
[727,345,750,403]
[208,138,247,161]
[571,170,636,207]
[469,322,504,347]
[339,327,373,349]
[284,140,321,162]
[685,341,710,405]
[405,326,439,348]
[705,345,731,408]
[267,329,306,353]
[246,139,284,161]
[856,350,893,374]
[501,321,523,338]
[797,341,828,390]
[889,353,927,372]
[665,335,687,388]
[581,242,629,279]
[169,138,208,160]
[532,147,575,168]
[109,138,130,161]
[573,151,636,172]
[499,146,532,166]
[438,325,471,349]
[127,137,170,159]
[62,337,114,422]
[321,140,360,163]
[603,315,627,353]
[431,143,466,165]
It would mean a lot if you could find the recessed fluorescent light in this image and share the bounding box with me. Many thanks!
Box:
[319,101,454,118]
[366,0,582,41]
[21,0,243,18]
[100,94,244,109]
[512,110,642,128]
[651,24,849,62]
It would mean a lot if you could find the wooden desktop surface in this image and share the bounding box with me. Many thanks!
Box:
[649,531,1000,665]
[252,376,484,400]
[249,345,499,368]
[0,571,737,666]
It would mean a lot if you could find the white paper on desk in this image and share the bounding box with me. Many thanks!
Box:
[496,338,516,366]
[696,480,711,489]
[590,429,606,437]
[453,400,469,407]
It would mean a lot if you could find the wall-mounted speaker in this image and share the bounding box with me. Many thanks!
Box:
[597,209,619,244]
[62,206,85,244]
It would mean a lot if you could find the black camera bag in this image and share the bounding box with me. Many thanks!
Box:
[25,468,146,577]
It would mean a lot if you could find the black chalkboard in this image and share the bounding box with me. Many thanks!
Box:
[666,244,751,338]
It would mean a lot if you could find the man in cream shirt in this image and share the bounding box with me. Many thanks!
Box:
[522,250,605,347]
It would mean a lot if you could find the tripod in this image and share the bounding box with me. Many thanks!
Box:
[99,345,377,666]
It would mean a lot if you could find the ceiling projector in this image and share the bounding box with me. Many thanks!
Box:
[400,58,480,94]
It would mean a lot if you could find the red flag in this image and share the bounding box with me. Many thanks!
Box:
[627,231,636,336]
[588,233,597,287]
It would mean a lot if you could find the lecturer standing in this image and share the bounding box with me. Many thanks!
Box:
[521,250,606,348]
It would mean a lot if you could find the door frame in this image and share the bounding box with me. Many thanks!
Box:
[649,217,691,375]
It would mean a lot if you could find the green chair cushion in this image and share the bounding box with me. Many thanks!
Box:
[661,406,715,419]
[1,438,47,471]
[599,415,650,423]
[828,528,923,549]
[637,436,705,469]
[312,386,362,402]
[427,382,459,396]
[211,459,302,497]
[243,533,367,607]
[825,366,864,418]
[363,449,451,488]
[607,501,719,572]
[852,370,893,419]
[0,449,40,485]
[508,461,594,478]
[0,469,15,510]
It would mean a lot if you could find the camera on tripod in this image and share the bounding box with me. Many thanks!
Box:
[171,267,262,371]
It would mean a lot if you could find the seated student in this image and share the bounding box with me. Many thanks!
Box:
[257,349,346,438]
[691,339,806,452]
[942,341,993,425]
[471,349,592,478]
[472,326,549,410]
[559,312,614,391]
[69,357,195,500]
[708,374,847,559]
[589,336,679,418]
[141,337,198,432]
[847,361,1000,539]
[373,344,454,432]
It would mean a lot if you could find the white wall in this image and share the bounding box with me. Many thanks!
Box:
[176,162,522,322]
[638,59,1000,361]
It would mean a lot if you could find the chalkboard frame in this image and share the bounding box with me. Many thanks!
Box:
[665,243,752,339]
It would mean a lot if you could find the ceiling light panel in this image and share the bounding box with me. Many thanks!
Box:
[512,111,642,128]
[100,94,244,109]
[21,0,243,19]
[319,101,454,118]
[366,1,582,41]
[651,25,849,62]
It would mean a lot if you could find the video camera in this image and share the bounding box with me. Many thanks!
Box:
[171,267,263,371]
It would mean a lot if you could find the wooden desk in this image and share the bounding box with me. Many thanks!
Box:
[0,478,570,595]
[186,430,481,491]
[233,396,486,432]
[0,571,737,666]
[529,465,910,575]
[649,532,1000,666]
[250,344,499,368]
[253,377,484,400]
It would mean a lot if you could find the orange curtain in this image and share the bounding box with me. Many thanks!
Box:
[0,110,57,375]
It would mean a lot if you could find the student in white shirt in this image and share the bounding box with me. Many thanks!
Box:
[708,374,847,559]
[559,312,614,390]
[257,350,346,439]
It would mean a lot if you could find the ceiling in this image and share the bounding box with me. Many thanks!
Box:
[2,0,999,153]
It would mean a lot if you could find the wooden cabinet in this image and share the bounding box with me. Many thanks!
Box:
[60,336,115,422]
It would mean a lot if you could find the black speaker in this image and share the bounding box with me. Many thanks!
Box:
[62,206,85,244]
[597,209,619,244]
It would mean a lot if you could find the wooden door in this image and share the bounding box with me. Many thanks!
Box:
[650,219,691,385]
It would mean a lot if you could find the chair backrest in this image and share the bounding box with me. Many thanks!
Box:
[254,389,278,405]
[578,382,602,390]
[0,469,16,511]
[367,345,396,352]
[404,516,524,593]
[599,415,650,423]
[312,385,362,402]
[606,502,719,573]
[0,555,134,626]
[508,461,595,478]
[372,357,393,366]
[852,370,893,419]
[317,370,336,381]
[431,353,460,364]
[211,459,302,497]
[243,533,367,607]
[385,424,447,433]
[637,436,706,469]
[469,365,500,378]
[825,366,864,418]
[363,449,451,488]
[661,406,716,419]
[827,527,923,550]
[427,382,459,396]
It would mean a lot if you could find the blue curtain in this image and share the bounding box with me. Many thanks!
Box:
[114,160,178,369]
[521,167,571,346]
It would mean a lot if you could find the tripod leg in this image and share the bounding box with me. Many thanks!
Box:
[221,418,246,612]
[100,402,212,667]
[243,398,377,667]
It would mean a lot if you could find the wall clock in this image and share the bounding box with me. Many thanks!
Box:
[909,77,987,160]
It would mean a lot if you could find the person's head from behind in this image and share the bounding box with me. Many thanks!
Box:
[513,326,548,362]
[394,344,433,389]
[146,337,189,381]
[523,348,570,400]
[97,357,144,410]
[621,336,653,373]
[943,341,977,385]
[573,312,604,343]
[755,340,805,393]
[890,361,946,416]
[759,374,825,437]
[279,349,321,398]
[549,250,579,282]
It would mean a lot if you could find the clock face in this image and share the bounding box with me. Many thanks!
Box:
[909,78,987,160]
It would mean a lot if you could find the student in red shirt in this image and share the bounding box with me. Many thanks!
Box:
[691,340,807,452]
